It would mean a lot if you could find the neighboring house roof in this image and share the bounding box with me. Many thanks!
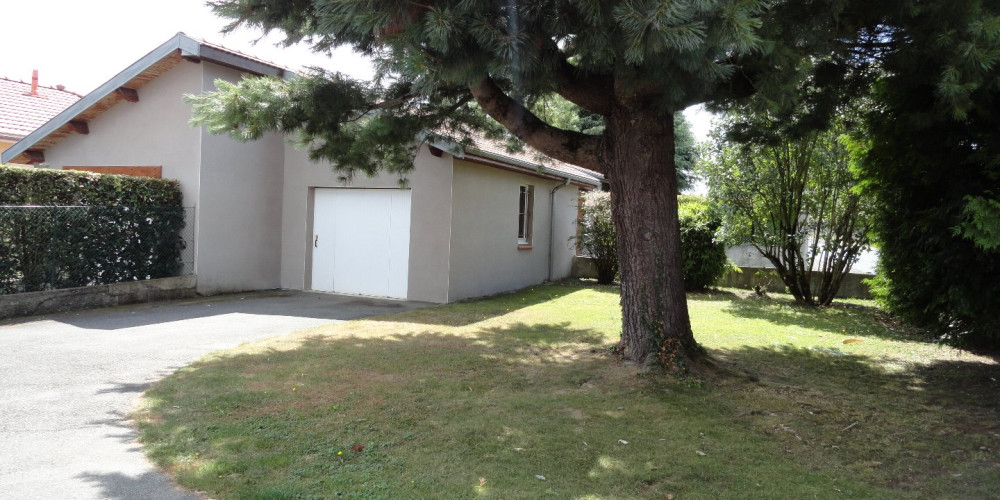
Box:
[2,33,292,165]
[0,76,81,142]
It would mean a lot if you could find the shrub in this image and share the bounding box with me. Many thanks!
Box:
[577,192,729,290]
[0,165,185,294]
[678,195,729,291]
[578,191,617,284]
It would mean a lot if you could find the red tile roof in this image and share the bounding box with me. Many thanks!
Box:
[0,77,81,141]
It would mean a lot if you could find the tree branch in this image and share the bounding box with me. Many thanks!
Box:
[540,38,614,115]
[469,76,603,172]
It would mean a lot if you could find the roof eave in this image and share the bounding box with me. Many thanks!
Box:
[425,137,602,187]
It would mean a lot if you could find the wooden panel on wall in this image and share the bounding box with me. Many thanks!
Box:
[63,166,162,178]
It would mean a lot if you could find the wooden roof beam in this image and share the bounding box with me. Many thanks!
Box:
[116,87,139,103]
[24,150,45,164]
[68,120,89,135]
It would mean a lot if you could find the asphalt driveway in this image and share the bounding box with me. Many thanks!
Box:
[0,290,429,499]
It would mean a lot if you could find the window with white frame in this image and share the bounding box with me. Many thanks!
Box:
[518,184,534,245]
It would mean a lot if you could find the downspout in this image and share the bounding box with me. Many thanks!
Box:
[548,178,571,281]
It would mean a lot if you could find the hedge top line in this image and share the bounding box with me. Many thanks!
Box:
[0,164,183,207]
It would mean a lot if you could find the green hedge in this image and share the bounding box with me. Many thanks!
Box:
[0,165,186,294]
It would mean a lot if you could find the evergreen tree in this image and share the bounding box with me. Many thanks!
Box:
[533,95,697,190]
[854,0,1000,349]
[192,0,980,368]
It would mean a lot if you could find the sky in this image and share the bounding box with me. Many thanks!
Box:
[3,0,715,142]
[3,1,373,92]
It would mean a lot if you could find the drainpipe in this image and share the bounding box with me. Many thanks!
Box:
[548,178,571,281]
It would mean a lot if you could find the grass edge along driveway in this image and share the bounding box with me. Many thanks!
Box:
[134,283,1000,499]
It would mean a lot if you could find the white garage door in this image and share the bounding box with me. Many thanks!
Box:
[311,188,411,299]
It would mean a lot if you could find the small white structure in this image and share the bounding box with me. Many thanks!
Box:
[2,33,601,303]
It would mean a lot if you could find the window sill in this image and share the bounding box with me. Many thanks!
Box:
[517,244,533,250]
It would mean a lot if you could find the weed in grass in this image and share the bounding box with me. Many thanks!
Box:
[134,283,1000,499]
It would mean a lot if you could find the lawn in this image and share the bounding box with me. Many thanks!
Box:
[134,283,1000,499]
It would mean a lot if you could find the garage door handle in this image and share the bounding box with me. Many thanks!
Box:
[314,235,319,247]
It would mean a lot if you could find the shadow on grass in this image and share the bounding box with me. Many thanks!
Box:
[713,344,1000,412]
[137,319,1000,499]
[481,321,607,346]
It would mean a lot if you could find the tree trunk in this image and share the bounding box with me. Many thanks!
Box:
[602,107,701,369]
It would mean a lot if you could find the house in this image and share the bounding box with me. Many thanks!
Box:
[1,33,601,303]
[0,72,80,160]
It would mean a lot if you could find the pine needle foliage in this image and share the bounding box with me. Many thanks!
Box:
[853,0,1000,350]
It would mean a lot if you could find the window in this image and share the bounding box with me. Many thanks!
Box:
[518,184,534,246]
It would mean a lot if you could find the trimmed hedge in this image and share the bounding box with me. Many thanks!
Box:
[0,165,186,294]
[0,165,182,206]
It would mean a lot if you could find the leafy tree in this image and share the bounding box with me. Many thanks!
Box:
[853,0,1000,349]
[194,0,964,368]
[702,117,873,306]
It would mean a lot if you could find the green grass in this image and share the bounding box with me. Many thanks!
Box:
[134,283,1000,499]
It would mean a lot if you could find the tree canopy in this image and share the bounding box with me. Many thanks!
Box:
[851,0,1000,349]
[195,0,1000,365]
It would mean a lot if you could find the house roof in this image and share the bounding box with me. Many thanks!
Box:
[466,137,603,187]
[0,76,81,142]
[2,33,293,165]
[428,133,603,188]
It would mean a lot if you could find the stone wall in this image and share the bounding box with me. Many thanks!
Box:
[0,275,197,320]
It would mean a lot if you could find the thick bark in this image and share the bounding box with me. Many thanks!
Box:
[470,76,701,368]
[602,106,700,368]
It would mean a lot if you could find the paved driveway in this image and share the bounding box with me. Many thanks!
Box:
[0,290,428,499]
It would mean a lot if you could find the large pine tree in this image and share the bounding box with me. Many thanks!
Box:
[193,0,964,368]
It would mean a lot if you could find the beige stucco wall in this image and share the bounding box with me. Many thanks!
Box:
[40,60,204,206]
[404,147,454,303]
[194,64,285,294]
[41,60,288,295]
[279,144,454,303]
[33,55,587,302]
[550,187,583,281]
[448,160,576,301]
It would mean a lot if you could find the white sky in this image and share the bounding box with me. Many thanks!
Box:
[3,0,373,92]
[3,0,713,142]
